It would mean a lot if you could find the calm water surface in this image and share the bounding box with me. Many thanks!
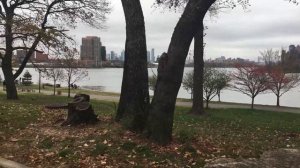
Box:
[1,68,299,108]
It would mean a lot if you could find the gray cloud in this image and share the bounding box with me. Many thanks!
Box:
[67,0,300,60]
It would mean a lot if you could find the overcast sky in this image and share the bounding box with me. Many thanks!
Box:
[69,0,300,61]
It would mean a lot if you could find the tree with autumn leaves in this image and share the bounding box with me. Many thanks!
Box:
[231,63,300,109]
[231,63,270,109]
[267,66,300,107]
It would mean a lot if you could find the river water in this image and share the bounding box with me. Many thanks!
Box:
[0,67,299,108]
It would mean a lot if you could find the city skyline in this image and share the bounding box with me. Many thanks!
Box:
[68,0,300,61]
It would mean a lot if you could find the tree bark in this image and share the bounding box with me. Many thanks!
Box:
[2,59,18,100]
[68,78,71,98]
[276,95,280,107]
[251,97,254,109]
[191,25,205,115]
[147,0,216,145]
[206,99,209,109]
[53,80,56,96]
[2,13,18,100]
[62,94,98,126]
[116,0,149,133]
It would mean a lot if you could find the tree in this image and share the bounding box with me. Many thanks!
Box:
[203,67,218,108]
[203,67,229,108]
[0,0,110,99]
[147,0,217,145]
[182,71,194,99]
[260,49,281,69]
[215,70,230,102]
[22,70,32,86]
[182,68,229,106]
[231,64,269,109]
[42,59,64,96]
[116,0,150,133]
[267,66,300,107]
[142,0,296,144]
[61,47,88,98]
[155,0,250,115]
[191,27,205,114]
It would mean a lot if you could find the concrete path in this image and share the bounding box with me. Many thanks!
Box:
[32,90,300,114]
[1,87,299,114]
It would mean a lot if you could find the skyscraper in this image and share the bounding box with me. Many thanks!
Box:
[101,46,106,61]
[80,36,102,67]
[110,51,115,60]
[147,51,150,63]
[151,48,155,62]
[121,50,125,61]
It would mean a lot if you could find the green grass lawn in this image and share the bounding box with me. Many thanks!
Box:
[0,93,299,167]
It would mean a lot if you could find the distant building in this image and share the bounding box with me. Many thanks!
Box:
[101,46,106,61]
[110,51,116,60]
[215,56,226,63]
[281,44,300,72]
[35,51,49,63]
[147,51,150,63]
[80,36,102,67]
[15,50,34,64]
[121,50,125,61]
[151,48,155,62]
[204,56,255,67]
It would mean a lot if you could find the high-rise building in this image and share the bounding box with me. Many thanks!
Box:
[101,46,106,61]
[121,50,125,61]
[147,51,150,63]
[151,48,155,62]
[107,53,111,60]
[80,36,102,67]
[110,51,116,60]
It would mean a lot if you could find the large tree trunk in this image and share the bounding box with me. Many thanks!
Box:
[206,99,209,109]
[2,58,18,100]
[191,25,205,115]
[147,0,216,145]
[276,95,280,107]
[116,0,149,133]
[2,15,18,100]
[251,97,254,109]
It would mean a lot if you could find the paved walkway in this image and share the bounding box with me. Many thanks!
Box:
[1,87,300,114]
[94,95,300,114]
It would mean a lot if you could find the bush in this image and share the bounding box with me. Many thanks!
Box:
[22,70,32,86]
